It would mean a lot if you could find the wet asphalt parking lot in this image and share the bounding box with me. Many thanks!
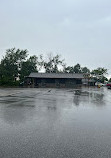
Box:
[0,87,111,158]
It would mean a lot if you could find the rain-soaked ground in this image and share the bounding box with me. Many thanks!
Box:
[0,87,111,158]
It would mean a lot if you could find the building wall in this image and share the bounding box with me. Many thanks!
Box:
[82,78,96,86]
[30,78,82,88]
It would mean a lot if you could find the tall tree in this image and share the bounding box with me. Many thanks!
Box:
[20,55,38,81]
[81,67,90,73]
[63,66,74,73]
[73,64,82,73]
[43,54,64,73]
[63,64,90,74]
[91,67,108,83]
[0,48,28,85]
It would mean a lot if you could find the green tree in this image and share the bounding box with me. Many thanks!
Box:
[73,64,81,73]
[44,54,64,73]
[81,67,90,73]
[63,64,90,74]
[20,55,38,82]
[109,78,111,82]
[91,67,108,83]
[100,76,108,83]
[0,48,28,85]
[63,66,74,73]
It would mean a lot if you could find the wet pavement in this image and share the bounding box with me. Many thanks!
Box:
[0,87,111,158]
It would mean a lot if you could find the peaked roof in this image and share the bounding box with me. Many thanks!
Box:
[28,73,84,79]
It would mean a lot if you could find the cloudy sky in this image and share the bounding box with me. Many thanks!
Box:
[0,0,111,74]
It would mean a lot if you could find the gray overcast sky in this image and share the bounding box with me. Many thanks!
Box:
[0,0,111,74]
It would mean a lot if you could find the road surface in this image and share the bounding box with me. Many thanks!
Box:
[0,87,111,158]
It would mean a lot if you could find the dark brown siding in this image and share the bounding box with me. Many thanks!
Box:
[29,78,82,88]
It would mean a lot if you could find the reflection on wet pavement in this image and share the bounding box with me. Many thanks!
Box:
[73,89,106,106]
[0,87,111,158]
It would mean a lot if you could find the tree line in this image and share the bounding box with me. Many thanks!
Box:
[0,48,110,86]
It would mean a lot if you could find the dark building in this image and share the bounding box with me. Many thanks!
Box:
[82,78,96,86]
[26,73,84,88]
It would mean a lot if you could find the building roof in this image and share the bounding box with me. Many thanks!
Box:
[28,73,84,79]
